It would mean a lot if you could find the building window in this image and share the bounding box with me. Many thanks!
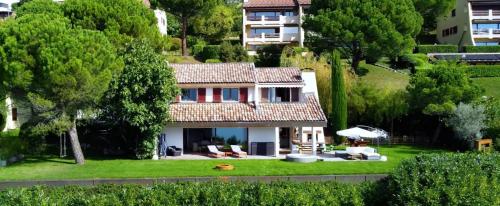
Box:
[223,88,239,101]
[283,11,296,16]
[452,26,458,34]
[181,88,197,102]
[451,9,456,17]
[12,108,17,121]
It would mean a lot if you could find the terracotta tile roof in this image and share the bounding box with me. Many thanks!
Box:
[169,93,326,124]
[170,63,256,84]
[297,0,311,5]
[256,67,303,83]
[244,0,297,8]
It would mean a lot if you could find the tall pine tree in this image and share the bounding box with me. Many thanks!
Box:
[330,50,348,144]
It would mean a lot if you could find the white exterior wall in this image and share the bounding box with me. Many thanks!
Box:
[301,127,325,144]
[248,87,255,102]
[3,97,30,132]
[205,88,213,102]
[162,127,183,154]
[436,0,474,47]
[301,71,319,99]
[154,9,167,36]
[248,127,279,156]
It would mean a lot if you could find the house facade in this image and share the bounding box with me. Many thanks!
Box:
[437,0,500,47]
[0,0,19,19]
[159,63,327,158]
[242,0,310,55]
[2,97,30,132]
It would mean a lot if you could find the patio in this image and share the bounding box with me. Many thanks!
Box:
[160,152,387,162]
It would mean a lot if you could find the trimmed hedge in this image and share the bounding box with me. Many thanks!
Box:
[464,45,500,53]
[416,45,458,53]
[200,45,220,61]
[386,153,500,206]
[1,153,498,205]
[0,181,371,206]
[467,65,500,77]
[205,59,221,63]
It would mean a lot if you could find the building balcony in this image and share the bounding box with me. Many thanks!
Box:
[471,10,500,20]
[246,15,300,25]
[473,29,500,39]
[246,33,300,43]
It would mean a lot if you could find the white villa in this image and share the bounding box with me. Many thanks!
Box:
[242,0,310,55]
[159,63,327,158]
[437,0,500,47]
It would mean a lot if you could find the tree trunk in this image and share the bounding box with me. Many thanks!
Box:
[431,118,442,145]
[181,16,188,56]
[69,119,85,165]
[351,43,363,73]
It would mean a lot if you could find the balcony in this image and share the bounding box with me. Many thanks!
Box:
[473,28,500,39]
[471,9,500,20]
[246,33,299,43]
[246,15,300,25]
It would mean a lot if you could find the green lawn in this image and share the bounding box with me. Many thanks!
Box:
[0,145,447,181]
[472,77,500,98]
[358,63,410,91]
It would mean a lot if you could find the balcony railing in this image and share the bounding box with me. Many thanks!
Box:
[472,9,500,20]
[473,28,500,38]
[246,33,299,43]
[246,15,300,24]
[264,33,280,38]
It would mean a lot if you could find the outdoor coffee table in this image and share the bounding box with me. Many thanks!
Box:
[347,153,362,160]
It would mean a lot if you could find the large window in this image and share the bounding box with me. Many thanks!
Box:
[223,88,239,101]
[249,11,280,17]
[181,88,197,102]
[261,87,300,102]
[476,41,500,46]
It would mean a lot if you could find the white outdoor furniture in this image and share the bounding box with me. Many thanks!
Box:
[207,145,225,158]
[230,145,247,158]
[345,147,381,160]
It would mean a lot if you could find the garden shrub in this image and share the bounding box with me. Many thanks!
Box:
[464,45,500,53]
[0,129,22,160]
[0,181,369,206]
[399,53,433,71]
[416,45,458,53]
[168,37,181,51]
[191,44,205,58]
[386,153,500,206]
[205,59,221,63]
[201,45,220,61]
[219,41,248,62]
[466,65,500,77]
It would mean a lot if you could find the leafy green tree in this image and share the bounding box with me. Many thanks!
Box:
[0,14,122,164]
[255,45,283,67]
[193,5,234,42]
[407,63,482,144]
[330,50,347,144]
[15,0,163,50]
[303,0,423,72]
[220,41,248,62]
[383,90,409,137]
[61,0,162,50]
[446,103,486,149]
[102,40,178,159]
[157,0,219,56]
[413,0,457,34]
[15,0,62,18]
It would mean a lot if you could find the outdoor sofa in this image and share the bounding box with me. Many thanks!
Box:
[167,146,182,156]
[335,147,381,160]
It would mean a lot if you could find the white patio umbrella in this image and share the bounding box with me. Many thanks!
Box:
[336,127,381,149]
[336,127,379,139]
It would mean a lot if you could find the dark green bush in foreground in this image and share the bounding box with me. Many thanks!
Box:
[0,153,498,206]
[386,153,500,206]
[467,65,500,77]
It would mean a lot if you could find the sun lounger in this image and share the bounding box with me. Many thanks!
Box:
[230,145,247,158]
[207,145,225,158]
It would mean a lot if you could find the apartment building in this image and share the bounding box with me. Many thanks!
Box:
[0,0,19,19]
[437,0,500,47]
[242,0,310,54]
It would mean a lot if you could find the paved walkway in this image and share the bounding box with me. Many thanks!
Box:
[0,174,388,189]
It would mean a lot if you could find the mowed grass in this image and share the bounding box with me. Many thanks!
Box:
[0,145,447,181]
[472,77,500,98]
[358,63,410,91]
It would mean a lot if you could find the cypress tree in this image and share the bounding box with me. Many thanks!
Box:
[330,50,348,144]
